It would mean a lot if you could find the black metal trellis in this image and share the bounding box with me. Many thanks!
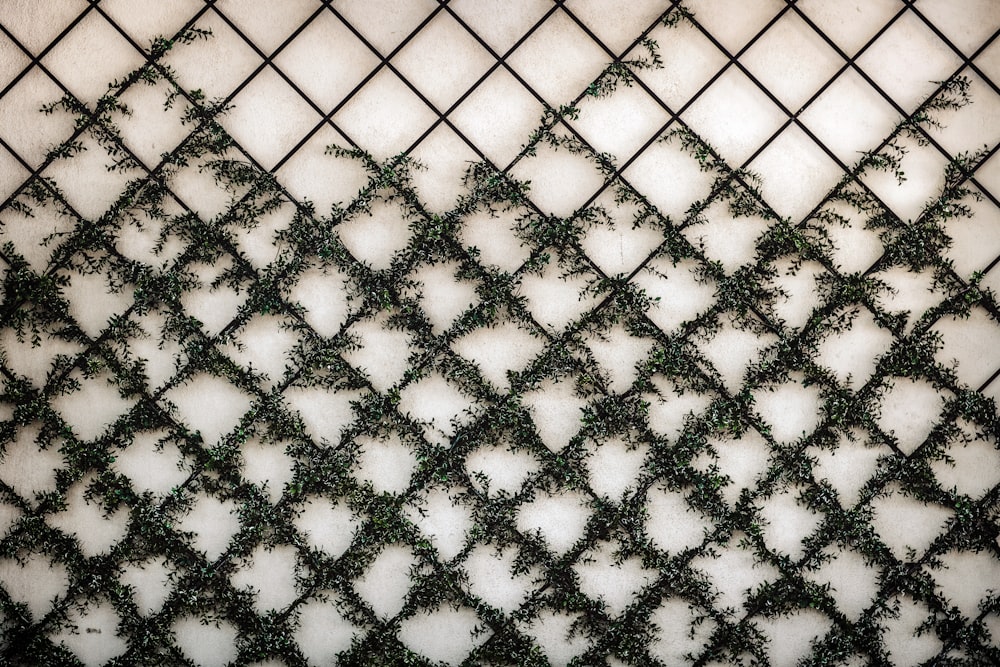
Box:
[0,1,999,665]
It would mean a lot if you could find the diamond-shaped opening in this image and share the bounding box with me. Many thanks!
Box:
[571,73,670,162]
[943,187,1000,278]
[564,0,666,56]
[337,195,415,270]
[62,263,135,338]
[333,0,438,56]
[648,598,718,665]
[748,124,843,221]
[522,376,589,453]
[741,11,844,112]
[354,543,417,619]
[229,199,296,270]
[519,609,590,667]
[343,311,416,392]
[333,68,438,159]
[806,545,881,620]
[0,322,84,387]
[0,67,75,168]
[98,0,204,52]
[275,124,370,216]
[680,195,773,273]
[452,320,544,392]
[753,374,824,443]
[689,535,779,614]
[240,438,295,503]
[43,133,141,221]
[816,306,894,387]
[220,314,300,390]
[755,610,832,667]
[516,255,600,332]
[398,603,489,665]
[162,11,263,100]
[684,0,785,56]
[214,0,319,55]
[757,485,822,561]
[288,261,353,339]
[859,136,950,224]
[930,420,1000,498]
[271,10,378,113]
[881,595,944,665]
[393,11,495,113]
[459,207,532,272]
[875,376,949,456]
[573,538,656,616]
[631,19,728,111]
[168,156,246,223]
[0,424,64,504]
[41,10,145,105]
[404,488,473,561]
[857,11,963,113]
[682,67,788,166]
[643,375,716,442]
[464,439,538,495]
[814,200,886,274]
[352,432,418,496]
[165,372,253,447]
[114,78,193,169]
[698,429,772,507]
[283,385,363,449]
[223,67,321,170]
[644,484,712,554]
[510,136,607,218]
[506,9,610,107]
[51,371,136,442]
[871,265,942,331]
[809,430,888,508]
[124,308,184,391]
[115,429,190,497]
[229,544,300,614]
[796,0,901,58]
[585,436,648,500]
[633,256,717,334]
[933,307,1000,389]
[0,144,28,203]
[294,495,358,557]
[177,258,249,338]
[767,259,827,330]
[696,315,779,393]
[398,372,479,442]
[176,492,241,561]
[0,199,78,271]
[517,489,593,555]
[928,73,1000,157]
[171,615,239,667]
[930,548,1000,618]
[450,68,544,167]
[462,542,540,612]
[582,321,656,393]
[47,475,128,556]
[50,597,128,667]
[0,552,70,621]
[577,191,662,276]
[622,134,716,223]
[870,484,954,560]
[409,124,482,213]
[120,556,173,616]
[449,0,551,55]
[798,69,900,165]
[294,594,362,665]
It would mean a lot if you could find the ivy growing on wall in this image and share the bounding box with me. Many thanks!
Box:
[0,1,999,666]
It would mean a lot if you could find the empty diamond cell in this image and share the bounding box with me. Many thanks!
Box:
[452,320,543,392]
[352,433,418,495]
[522,377,588,452]
[343,312,415,391]
[398,372,478,441]
[932,307,1000,389]
[393,11,495,112]
[622,136,716,224]
[577,193,662,276]
[931,548,1000,618]
[859,136,950,224]
[755,610,832,667]
[943,186,1000,279]
[648,598,717,665]
[449,0,550,55]
[354,544,416,618]
[806,545,881,620]
[295,596,359,665]
[407,124,480,212]
[220,314,300,389]
[162,11,262,100]
[165,373,253,447]
[571,78,669,162]
[881,596,943,666]
[0,68,75,169]
[585,437,648,499]
[757,485,822,561]
[510,138,606,218]
[398,604,487,666]
[796,0,901,57]
[583,322,656,393]
[809,432,888,508]
[99,0,203,51]
[404,488,473,561]
[520,609,590,667]
[230,544,299,613]
[634,257,717,333]
[690,537,779,614]
[240,438,295,503]
[644,376,715,441]
[120,557,173,616]
[573,539,656,615]
[645,485,712,553]
[51,371,136,442]
[817,307,894,387]
[633,19,729,111]
[517,489,593,555]
[288,263,352,339]
[275,125,371,216]
[696,316,778,393]
[875,376,947,456]
[680,198,772,273]
[701,429,772,507]
[44,134,141,221]
[337,197,414,270]
[294,496,358,557]
[115,430,189,497]
[283,385,362,448]
[930,422,1000,498]
[870,484,953,560]
[50,598,127,667]
[47,475,129,556]
[176,493,241,561]
[172,616,239,667]
[465,443,539,497]
[333,0,437,56]
[409,259,481,334]
[0,424,64,503]
[463,542,539,612]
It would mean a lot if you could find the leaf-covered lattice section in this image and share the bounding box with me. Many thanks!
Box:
[0,1,999,666]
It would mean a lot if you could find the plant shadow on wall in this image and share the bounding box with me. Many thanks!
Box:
[0,2,999,666]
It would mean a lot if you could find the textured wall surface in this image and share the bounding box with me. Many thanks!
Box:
[1,1,1000,665]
